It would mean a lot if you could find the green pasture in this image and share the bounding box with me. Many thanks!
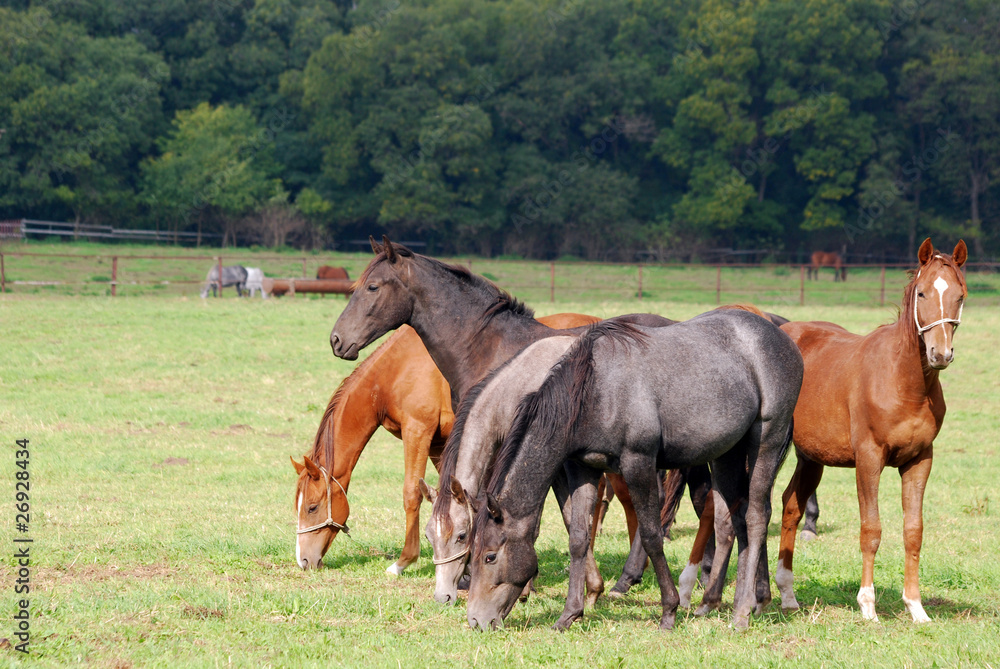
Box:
[1,253,999,667]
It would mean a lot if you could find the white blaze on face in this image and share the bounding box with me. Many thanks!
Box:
[296,491,304,566]
[933,276,953,348]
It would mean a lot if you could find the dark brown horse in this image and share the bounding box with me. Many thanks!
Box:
[777,238,967,622]
[808,251,846,281]
[291,314,605,573]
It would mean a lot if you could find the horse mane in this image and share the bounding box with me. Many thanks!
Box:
[306,335,394,470]
[483,321,649,500]
[354,241,534,328]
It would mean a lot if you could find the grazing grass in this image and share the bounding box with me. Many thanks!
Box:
[1,255,998,667]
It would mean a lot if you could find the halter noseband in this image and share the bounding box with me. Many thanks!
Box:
[296,466,350,535]
[913,266,963,336]
[431,496,474,565]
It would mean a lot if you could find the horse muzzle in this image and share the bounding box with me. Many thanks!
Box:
[330,333,359,360]
[927,345,954,369]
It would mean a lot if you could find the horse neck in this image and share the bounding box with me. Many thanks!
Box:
[318,371,382,488]
[407,268,553,400]
[495,433,566,523]
[884,318,940,396]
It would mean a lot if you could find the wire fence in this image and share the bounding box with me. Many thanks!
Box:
[2,249,998,306]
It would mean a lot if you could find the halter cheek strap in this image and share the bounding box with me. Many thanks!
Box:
[432,497,474,565]
[296,466,350,535]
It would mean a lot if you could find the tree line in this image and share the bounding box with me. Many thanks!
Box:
[1,0,997,260]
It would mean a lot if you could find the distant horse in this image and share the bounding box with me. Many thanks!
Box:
[245,267,265,298]
[808,251,846,281]
[291,313,605,574]
[465,313,802,631]
[316,265,350,280]
[201,265,248,297]
[330,236,674,625]
[777,238,967,623]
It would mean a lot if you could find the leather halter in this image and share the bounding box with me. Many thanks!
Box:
[913,266,963,336]
[432,496,474,565]
[296,466,350,535]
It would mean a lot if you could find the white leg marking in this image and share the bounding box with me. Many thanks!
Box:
[775,563,799,610]
[386,562,405,576]
[857,585,878,621]
[678,561,699,608]
[903,594,931,623]
[296,492,304,568]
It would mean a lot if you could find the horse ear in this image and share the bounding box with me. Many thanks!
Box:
[303,456,322,480]
[418,479,437,504]
[467,492,482,513]
[486,493,503,522]
[953,240,968,267]
[918,238,934,265]
[290,456,306,475]
[382,235,398,263]
[449,476,466,504]
[369,235,383,255]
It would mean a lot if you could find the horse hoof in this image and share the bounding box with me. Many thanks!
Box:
[606,588,626,600]
[585,593,601,609]
[385,563,405,576]
[659,614,676,631]
[552,616,578,632]
[800,530,818,542]
[731,615,750,631]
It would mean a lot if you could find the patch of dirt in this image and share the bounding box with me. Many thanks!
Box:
[769,636,817,659]
[182,605,224,620]
[153,457,188,468]
[211,424,254,436]
[266,432,292,439]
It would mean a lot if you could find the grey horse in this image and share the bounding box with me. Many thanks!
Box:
[201,265,248,298]
[245,267,265,298]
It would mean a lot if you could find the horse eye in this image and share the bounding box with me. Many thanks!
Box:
[457,532,467,542]
[367,284,378,292]
[484,553,496,564]
[308,505,318,514]
[918,292,925,298]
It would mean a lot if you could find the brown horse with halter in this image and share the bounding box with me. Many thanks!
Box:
[291,314,619,572]
[777,238,967,622]
[808,251,846,281]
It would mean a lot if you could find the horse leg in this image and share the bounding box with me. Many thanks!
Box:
[801,491,820,541]
[899,449,933,623]
[620,455,679,631]
[687,464,716,586]
[694,466,741,617]
[591,475,609,542]
[607,472,638,544]
[855,444,886,621]
[678,491,714,608]
[552,467,603,614]
[608,530,648,598]
[387,424,435,576]
[777,455,824,610]
[553,463,603,630]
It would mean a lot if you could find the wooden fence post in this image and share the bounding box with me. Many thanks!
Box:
[550,262,555,303]
[111,256,118,297]
[800,265,805,306]
[302,257,307,278]
[637,264,643,300]
[0,252,5,294]
[217,256,223,297]
[715,265,721,305]
[879,266,886,307]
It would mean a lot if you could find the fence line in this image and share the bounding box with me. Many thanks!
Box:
[2,250,995,303]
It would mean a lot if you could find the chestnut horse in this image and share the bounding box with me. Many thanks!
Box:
[317,265,350,280]
[777,238,967,622]
[808,251,846,281]
[291,314,611,572]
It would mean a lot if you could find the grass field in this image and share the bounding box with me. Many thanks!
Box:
[2,247,999,667]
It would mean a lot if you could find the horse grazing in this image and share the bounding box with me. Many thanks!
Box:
[466,313,802,631]
[317,265,350,280]
[808,251,846,281]
[201,265,248,297]
[330,235,674,624]
[291,313,601,574]
[777,238,967,623]
[245,267,266,298]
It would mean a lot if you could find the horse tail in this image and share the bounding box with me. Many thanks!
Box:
[486,320,649,494]
[659,468,687,537]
